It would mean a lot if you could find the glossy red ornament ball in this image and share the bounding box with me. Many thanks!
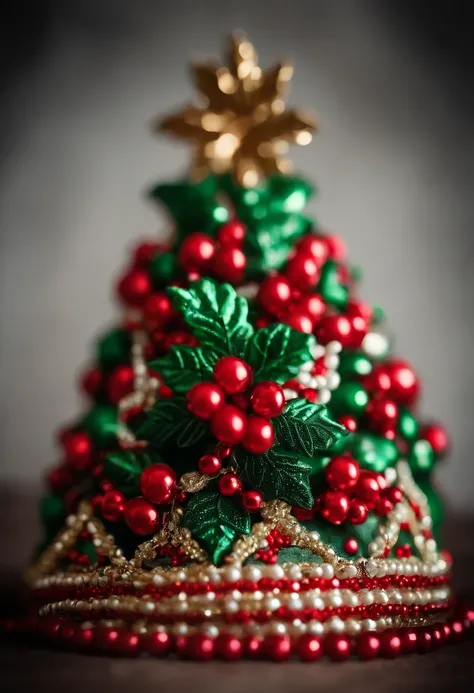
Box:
[198,454,222,475]
[295,293,326,324]
[211,404,247,444]
[214,633,243,660]
[178,232,216,271]
[73,626,95,648]
[284,310,314,334]
[213,246,246,283]
[143,292,175,329]
[80,366,103,399]
[186,382,225,420]
[106,365,135,405]
[117,268,152,308]
[357,632,381,660]
[385,486,403,504]
[316,315,353,347]
[320,490,350,524]
[363,366,392,396]
[347,315,368,348]
[95,626,120,651]
[63,431,94,471]
[213,356,253,395]
[285,253,320,291]
[242,416,275,453]
[343,537,359,555]
[257,275,292,315]
[355,472,381,505]
[133,241,164,267]
[297,634,323,662]
[324,233,347,261]
[385,359,420,406]
[264,634,292,662]
[124,498,160,535]
[347,298,373,324]
[296,235,329,267]
[101,490,125,521]
[187,633,215,661]
[243,635,263,659]
[325,455,360,491]
[250,381,285,418]
[217,219,246,246]
[420,423,449,456]
[379,631,402,658]
[324,633,352,661]
[47,465,74,493]
[219,473,242,496]
[140,463,177,505]
[366,397,399,435]
[242,489,263,511]
[337,414,358,433]
[116,631,141,656]
[145,630,171,656]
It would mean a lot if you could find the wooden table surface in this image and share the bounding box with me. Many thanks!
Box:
[1,486,473,693]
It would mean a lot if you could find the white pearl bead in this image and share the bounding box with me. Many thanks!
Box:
[269,622,287,635]
[317,389,331,405]
[223,566,241,582]
[202,625,219,638]
[326,340,342,354]
[324,354,339,370]
[329,617,346,633]
[298,371,313,386]
[283,389,298,400]
[309,565,323,577]
[265,564,285,580]
[263,597,281,611]
[224,598,240,613]
[345,619,362,635]
[362,332,389,359]
[304,594,325,610]
[288,565,303,580]
[307,621,324,636]
[325,372,340,390]
[327,592,343,608]
[320,563,334,579]
[152,574,165,586]
[311,344,326,359]
[402,590,416,606]
[244,566,262,582]
[314,375,327,389]
[173,623,189,636]
[361,619,377,631]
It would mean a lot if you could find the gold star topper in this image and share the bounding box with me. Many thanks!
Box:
[154,34,317,187]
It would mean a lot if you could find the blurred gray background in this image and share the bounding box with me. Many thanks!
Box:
[1,0,473,508]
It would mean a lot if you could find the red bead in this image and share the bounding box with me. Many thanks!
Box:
[379,631,402,658]
[399,628,418,653]
[324,633,352,661]
[250,381,285,418]
[324,233,347,261]
[347,298,373,324]
[124,498,160,535]
[320,490,350,524]
[297,634,323,661]
[355,472,381,504]
[325,455,360,490]
[219,473,242,496]
[296,235,329,267]
[140,463,177,505]
[420,423,449,456]
[133,241,165,267]
[337,414,358,432]
[363,366,392,396]
[316,315,353,347]
[213,246,246,283]
[360,500,381,527]
[284,310,314,334]
[243,635,263,658]
[143,292,175,329]
[186,382,225,420]
[347,315,368,348]
[145,630,171,656]
[264,634,292,662]
[385,359,420,406]
[198,454,222,475]
[162,330,199,351]
[187,633,215,661]
[80,366,103,399]
[366,398,399,434]
[63,431,94,471]
[376,497,393,516]
[106,365,135,404]
[242,416,275,453]
[95,626,120,650]
[285,253,320,291]
[215,444,232,459]
[344,537,359,555]
[257,275,292,315]
[242,489,263,511]
[217,219,246,246]
[295,293,326,324]
[117,268,152,307]
[46,465,74,493]
[357,632,380,660]
[178,232,216,271]
[211,404,247,444]
[101,490,125,521]
[213,356,253,395]
[385,486,403,504]
[116,631,141,656]
[215,633,243,660]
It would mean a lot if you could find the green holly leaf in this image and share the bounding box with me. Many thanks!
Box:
[137,399,209,449]
[245,324,314,383]
[274,399,349,457]
[267,176,314,214]
[318,260,348,309]
[149,346,219,394]
[236,447,313,509]
[347,433,399,472]
[168,279,254,356]
[182,491,251,564]
[103,450,158,496]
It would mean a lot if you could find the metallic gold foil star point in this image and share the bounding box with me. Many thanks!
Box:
[154,34,317,187]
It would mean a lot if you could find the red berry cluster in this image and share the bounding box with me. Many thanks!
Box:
[178,220,247,284]
[186,356,285,454]
[254,528,292,563]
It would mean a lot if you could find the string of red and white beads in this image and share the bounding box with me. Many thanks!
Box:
[283,340,341,405]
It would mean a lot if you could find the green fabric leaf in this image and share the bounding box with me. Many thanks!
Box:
[245,324,314,383]
[137,398,209,449]
[182,491,251,564]
[168,279,254,356]
[274,399,349,456]
[318,260,349,309]
[347,433,399,472]
[304,515,380,559]
[150,346,219,394]
[236,447,313,509]
[103,450,158,496]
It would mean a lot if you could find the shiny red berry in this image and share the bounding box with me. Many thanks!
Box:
[106,365,135,404]
[348,499,369,525]
[140,463,177,505]
[80,366,103,399]
[250,381,285,418]
[117,268,152,307]
[355,471,381,505]
[101,490,125,521]
[420,423,449,456]
[285,253,319,291]
[198,454,222,475]
[295,293,326,324]
[385,359,420,406]
[366,398,399,434]
[178,233,216,272]
[63,431,94,471]
[297,634,323,661]
[325,455,360,490]
[242,489,263,511]
[217,219,246,246]
[186,382,225,420]
[242,416,275,453]
[219,473,242,496]
[213,356,253,395]
[143,292,175,329]
[213,246,246,283]
[316,314,353,347]
[210,404,247,444]
[124,498,160,535]
[357,632,381,660]
[296,235,329,267]
[284,310,314,334]
[320,490,350,524]
[324,633,352,661]
[257,275,292,315]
